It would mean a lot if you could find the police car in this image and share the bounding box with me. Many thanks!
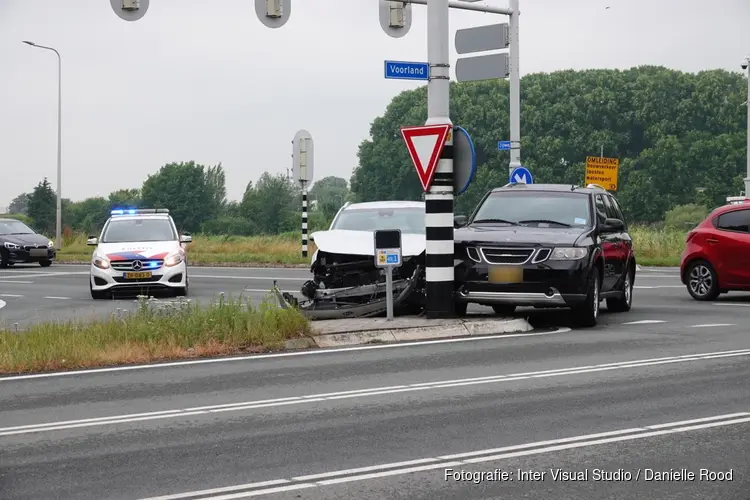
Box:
[87,208,191,299]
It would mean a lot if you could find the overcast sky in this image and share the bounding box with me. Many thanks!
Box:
[0,0,748,209]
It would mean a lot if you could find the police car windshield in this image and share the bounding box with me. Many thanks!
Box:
[473,192,592,227]
[0,220,35,235]
[332,207,425,234]
[102,218,177,243]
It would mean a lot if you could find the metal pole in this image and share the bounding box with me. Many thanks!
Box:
[508,0,521,176]
[600,144,603,158]
[22,41,62,249]
[745,60,750,198]
[301,182,308,258]
[385,266,394,321]
[424,0,454,318]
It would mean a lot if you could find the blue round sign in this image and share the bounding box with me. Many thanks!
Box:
[509,166,533,184]
[453,126,477,195]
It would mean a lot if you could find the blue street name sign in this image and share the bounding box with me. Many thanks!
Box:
[510,166,533,184]
[497,140,512,151]
[384,60,430,81]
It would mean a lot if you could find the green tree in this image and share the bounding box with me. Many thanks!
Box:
[240,172,297,235]
[140,161,219,232]
[26,178,56,234]
[351,66,748,223]
[309,176,349,221]
[8,193,29,215]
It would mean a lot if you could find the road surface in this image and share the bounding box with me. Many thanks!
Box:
[1,267,748,499]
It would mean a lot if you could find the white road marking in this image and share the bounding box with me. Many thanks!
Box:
[137,412,750,499]
[0,272,87,279]
[0,327,571,382]
[0,294,23,298]
[243,288,297,294]
[43,296,71,300]
[714,303,750,307]
[0,299,4,311]
[0,280,34,284]
[2,348,748,437]
[634,275,680,279]
[690,323,736,328]
[621,320,666,325]
[192,275,306,281]
[634,285,684,289]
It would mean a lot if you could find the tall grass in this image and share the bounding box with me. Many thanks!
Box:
[55,226,686,267]
[0,294,311,374]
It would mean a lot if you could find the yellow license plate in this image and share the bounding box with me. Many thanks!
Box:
[124,272,152,279]
[488,266,523,284]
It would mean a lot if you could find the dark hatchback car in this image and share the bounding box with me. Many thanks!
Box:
[453,183,636,326]
[0,218,56,268]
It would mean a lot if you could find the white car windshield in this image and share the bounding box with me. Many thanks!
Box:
[472,192,592,227]
[332,207,425,234]
[0,220,35,235]
[101,218,177,243]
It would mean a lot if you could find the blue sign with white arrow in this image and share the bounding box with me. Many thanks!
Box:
[510,166,533,184]
[497,140,512,151]
[384,60,429,81]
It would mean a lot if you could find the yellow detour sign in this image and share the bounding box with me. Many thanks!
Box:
[585,156,619,191]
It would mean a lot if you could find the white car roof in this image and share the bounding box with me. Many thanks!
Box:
[343,200,424,210]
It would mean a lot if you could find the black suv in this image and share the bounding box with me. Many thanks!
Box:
[453,183,636,326]
[0,218,56,268]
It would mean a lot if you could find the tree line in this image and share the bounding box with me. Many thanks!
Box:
[4,65,747,236]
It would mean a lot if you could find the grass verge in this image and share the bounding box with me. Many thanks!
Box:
[0,294,311,375]
[55,226,686,267]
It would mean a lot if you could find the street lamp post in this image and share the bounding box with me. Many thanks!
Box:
[23,40,62,250]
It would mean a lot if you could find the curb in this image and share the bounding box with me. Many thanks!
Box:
[284,317,534,349]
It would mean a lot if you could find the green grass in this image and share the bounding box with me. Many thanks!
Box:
[0,294,312,374]
[55,226,686,267]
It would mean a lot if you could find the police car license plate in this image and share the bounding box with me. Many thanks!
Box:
[124,272,152,279]
[488,266,523,283]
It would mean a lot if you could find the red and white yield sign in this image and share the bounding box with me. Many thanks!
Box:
[400,124,451,192]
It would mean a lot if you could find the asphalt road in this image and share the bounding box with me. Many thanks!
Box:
[2,263,750,330]
[1,269,748,499]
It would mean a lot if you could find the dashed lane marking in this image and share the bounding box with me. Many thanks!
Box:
[621,320,667,325]
[0,280,34,284]
[690,323,736,328]
[0,299,4,311]
[0,294,23,298]
[44,296,72,300]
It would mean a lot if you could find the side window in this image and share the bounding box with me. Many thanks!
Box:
[716,209,750,233]
[601,195,617,219]
[607,195,628,227]
[594,195,608,224]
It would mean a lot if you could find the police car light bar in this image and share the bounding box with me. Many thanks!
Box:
[110,208,170,215]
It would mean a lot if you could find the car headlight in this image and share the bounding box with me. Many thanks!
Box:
[4,242,20,250]
[549,247,588,260]
[164,252,183,267]
[48,240,54,248]
[93,256,110,269]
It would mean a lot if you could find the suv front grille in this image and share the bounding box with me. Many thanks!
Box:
[110,259,164,271]
[479,247,534,265]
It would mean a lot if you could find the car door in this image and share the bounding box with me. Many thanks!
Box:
[602,194,628,283]
[595,194,619,292]
[712,208,750,286]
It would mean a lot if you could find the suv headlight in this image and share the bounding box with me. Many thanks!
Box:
[93,256,110,269]
[4,242,20,250]
[48,240,54,248]
[164,252,183,267]
[549,247,588,260]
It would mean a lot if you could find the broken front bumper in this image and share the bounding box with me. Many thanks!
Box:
[272,265,423,320]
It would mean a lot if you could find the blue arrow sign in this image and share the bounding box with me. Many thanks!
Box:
[454,126,476,195]
[384,60,429,81]
[497,140,512,151]
[510,166,533,184]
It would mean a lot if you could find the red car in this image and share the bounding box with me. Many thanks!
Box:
[680,199,750,300]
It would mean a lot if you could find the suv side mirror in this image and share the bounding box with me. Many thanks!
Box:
[601,218,625,232]
[87,236,98,246]
[180,234,192,243]
[454,215,468,228]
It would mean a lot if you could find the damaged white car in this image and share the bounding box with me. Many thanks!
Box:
[277,201,428,319]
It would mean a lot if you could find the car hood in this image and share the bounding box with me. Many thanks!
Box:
[311,229,426,257]
[1,233,51,246]
[95,241,182,261]
[455,225,587,246]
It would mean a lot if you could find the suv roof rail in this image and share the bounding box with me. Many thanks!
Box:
[586,183,607,191]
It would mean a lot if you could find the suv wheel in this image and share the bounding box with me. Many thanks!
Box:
[571,266,600,327]
[607,266,633,312]
[686,260,719,301]
[492,304,516,315]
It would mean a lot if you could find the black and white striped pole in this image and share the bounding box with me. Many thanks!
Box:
[292,129,314,259]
